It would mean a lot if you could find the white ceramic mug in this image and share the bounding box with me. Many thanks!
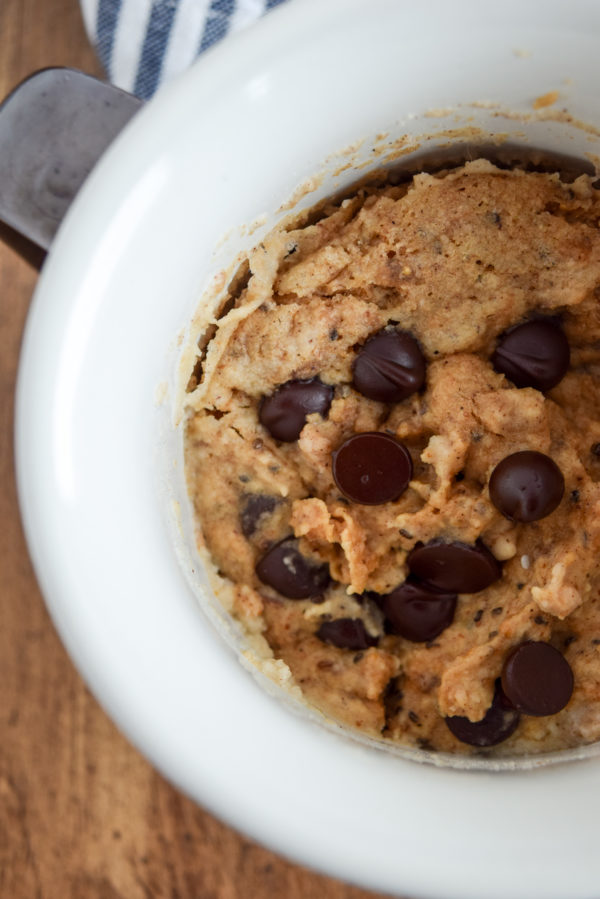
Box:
[13,2,600,896]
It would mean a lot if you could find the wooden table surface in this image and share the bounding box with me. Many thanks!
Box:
[0,2,397,897]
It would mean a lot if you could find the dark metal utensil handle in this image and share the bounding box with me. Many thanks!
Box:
[0,68,142,254]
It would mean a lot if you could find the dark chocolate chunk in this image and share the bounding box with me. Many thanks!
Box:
[316,617,377,650]
[255,537,331,599]
[259,378,334,442]
[492,318,570,391]
[379,579,457,642]
[489,450,564,522]
[332,432,412,505]
[352,328,426,403]
[501,641,574,716]
[407,539,501,594]
[240,493,278,538]
[445,681,520,747]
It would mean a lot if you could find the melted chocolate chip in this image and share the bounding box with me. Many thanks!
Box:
[407,539,502,594]
[332,432,412,505]
[240,493,279,538]
[259,378,334,442]
[379,579,457,642]
[352,328,426,403]
[445,681,520,747]
[492,319,570,391]
[501,641,574,716]
[316,618,378,650]
[255,538,331,599]
[489,451,565,523]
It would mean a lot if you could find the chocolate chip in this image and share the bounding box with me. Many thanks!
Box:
[501,641,574,716]
[379,579,457,642]
[316,618,378,650]
[407,539,502,594]
[592,443,600,458]
[473,609,484,623]
[492,318,570,391]
[240,493,279,538]
[332,432,412,505]
[489,451,564,522]
[570,489,580,503]
[255,537,331,599]
[259,378,334,442]
[445,681,520,747]
[352,328,426,403]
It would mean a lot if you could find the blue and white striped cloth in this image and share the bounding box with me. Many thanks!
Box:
[80,0,289,100]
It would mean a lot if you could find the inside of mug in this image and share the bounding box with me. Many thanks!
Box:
[167,104,600,772]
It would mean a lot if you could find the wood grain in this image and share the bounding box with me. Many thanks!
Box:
[0,3,393,897]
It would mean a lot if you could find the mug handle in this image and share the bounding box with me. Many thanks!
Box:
[0,68,142,265]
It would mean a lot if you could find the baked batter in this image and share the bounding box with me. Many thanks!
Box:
[183,160,600,755]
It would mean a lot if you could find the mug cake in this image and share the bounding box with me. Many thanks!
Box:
[183,158,600,756]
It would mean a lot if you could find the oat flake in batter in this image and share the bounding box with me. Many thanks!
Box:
[183,159,600,756]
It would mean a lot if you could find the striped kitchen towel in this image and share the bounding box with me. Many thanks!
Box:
[80,0,290,100]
